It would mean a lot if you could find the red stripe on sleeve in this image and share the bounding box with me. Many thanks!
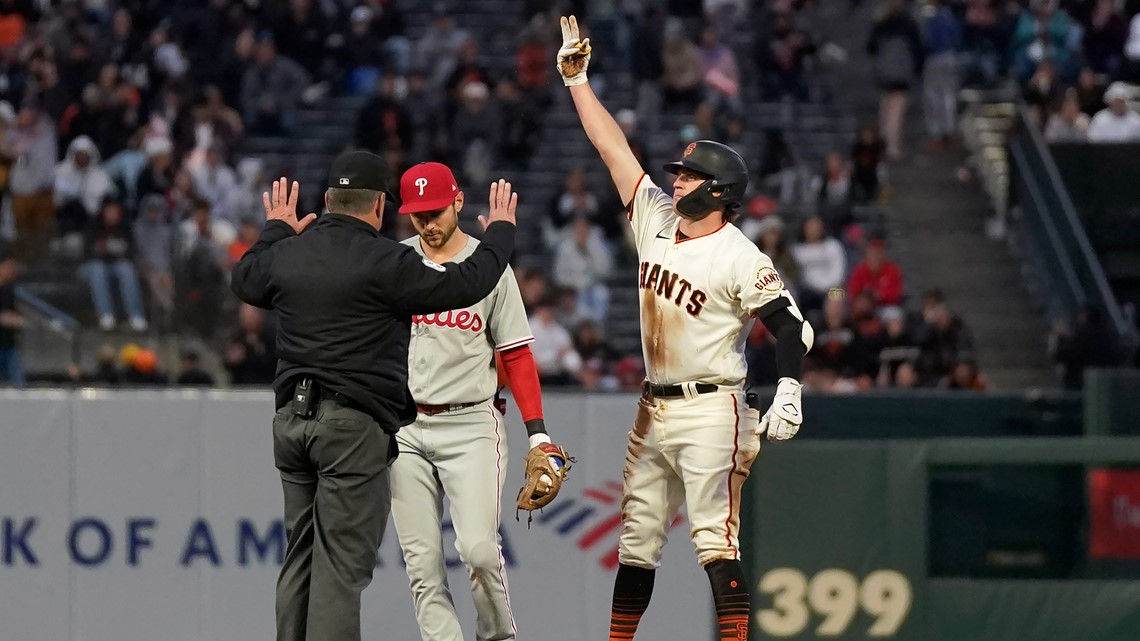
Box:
[500,344,544,422]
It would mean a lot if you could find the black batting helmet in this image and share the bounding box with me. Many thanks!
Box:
[662,140,749,219]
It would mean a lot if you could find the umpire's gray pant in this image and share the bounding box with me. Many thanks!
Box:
[272,400,393,641]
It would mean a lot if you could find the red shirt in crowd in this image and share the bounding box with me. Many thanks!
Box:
[847,258,903,306]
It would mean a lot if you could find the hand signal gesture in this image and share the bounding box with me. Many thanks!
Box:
[262,177,317,234]
[557,15,591,86]
[478,179,518,229]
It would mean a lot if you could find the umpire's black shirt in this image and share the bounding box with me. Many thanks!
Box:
[230,213,515,431]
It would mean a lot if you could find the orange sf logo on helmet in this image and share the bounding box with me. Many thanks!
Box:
[683,142,697,157]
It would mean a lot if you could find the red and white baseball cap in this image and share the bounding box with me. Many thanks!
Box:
[398,162,460,214]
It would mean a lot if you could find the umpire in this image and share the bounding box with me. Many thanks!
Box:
[231,151,519,641]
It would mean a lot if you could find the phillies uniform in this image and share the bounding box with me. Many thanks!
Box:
[619,173,807,568]
[389,235,533,641]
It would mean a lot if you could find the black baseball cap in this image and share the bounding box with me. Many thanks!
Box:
[328,151,398,203]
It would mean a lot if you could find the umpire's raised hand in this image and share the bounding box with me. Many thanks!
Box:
[478,179,519,230]
[263,177,317,234]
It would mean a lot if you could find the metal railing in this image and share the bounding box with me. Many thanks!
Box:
[1006,103,1134,351]
[15,285,81,373]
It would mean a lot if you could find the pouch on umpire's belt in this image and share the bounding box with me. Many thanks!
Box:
[292,377,319,418]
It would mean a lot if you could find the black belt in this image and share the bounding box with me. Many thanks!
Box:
[643,382,720,398]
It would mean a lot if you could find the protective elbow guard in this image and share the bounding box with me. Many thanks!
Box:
[800,318,814,353]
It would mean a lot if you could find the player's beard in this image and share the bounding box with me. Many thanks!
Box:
[420,208,459,249]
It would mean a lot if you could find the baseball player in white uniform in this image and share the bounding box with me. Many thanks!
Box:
[556,16,814,641]
[388,162,567,641]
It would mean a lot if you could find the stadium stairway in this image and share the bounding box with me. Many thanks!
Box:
[818,1,1055,390]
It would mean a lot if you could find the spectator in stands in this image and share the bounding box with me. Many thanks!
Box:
[180,92,242,170]
[554,216,613,323]
[341,6,388,96]
[7,101,57,262]
[240,35,309,135]
[615,107,652,168]
[792,215,847,312]
[228,218,259,268]
[404,69,442,161]
[190,143,239,224]
[134,137,174,204]
[1081,0,1128,77]
[922,0,962,150]
[216,27,257,109]
[697,24,740,113]
[415,4,471,90]
[892,360,919,388]
[916,289,974,384]
[573,319,619,392]
[1088,81,1140,142]
[449,81,499,186]
[1009,0,1081,82]
[515,19,550,106]
[851,289,885,376]
[1050,303,1119,388]
[867,0,924,160]
[133,194,174,320]
[495,77,542,170]
[875,305,919,386]
[1127,10,1140,81]
[67,343,120,386]
[851,125,886,202]
[79,200,147,332]
[356,74,413,155]
[847,237,903,307]
[810,292,874,387]
[517,267,549,315]
[816,151,855,233]
[272,0,331,78]
[754,215,800,293]
[370,0,412,75]
[176,198,231,338]
[1022,59,1062,127]
[960,0,1008,87]
[1076,66,1106,117]
[550,167,600,236]
[0,251,24,387]
[122,347,167,386]
[1044,89,1090,141]
[942,358,988,390]
[445,38,493,103]
[757,0,815,102]
[175,349,215,387]
[225,303,277,385]
[661,18,703,110]
[632,4,666,133]
[528,300,582,386]
[53,135,114,241]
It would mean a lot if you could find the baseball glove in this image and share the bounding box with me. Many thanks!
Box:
[516,442,574,522]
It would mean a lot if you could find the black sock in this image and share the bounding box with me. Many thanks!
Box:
[706,559,751,640]
[609,563,655,640]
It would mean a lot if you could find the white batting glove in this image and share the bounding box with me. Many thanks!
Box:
[557,15,591,87]
[759,378,803,441]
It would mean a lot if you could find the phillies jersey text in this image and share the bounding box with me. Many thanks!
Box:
[628,174,802,386]
[403,236,533,404]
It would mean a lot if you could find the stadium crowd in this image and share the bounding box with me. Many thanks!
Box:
[11,0,1126,393]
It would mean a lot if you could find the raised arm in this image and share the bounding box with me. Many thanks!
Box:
[558,15,644,207]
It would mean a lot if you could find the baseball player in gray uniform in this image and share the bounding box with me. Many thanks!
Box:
[557,16,815,641]
[389,162,569,641]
